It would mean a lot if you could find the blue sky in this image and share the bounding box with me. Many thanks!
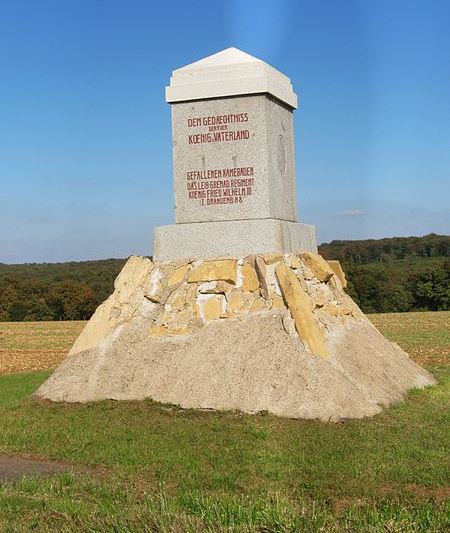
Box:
[1,0,449,263]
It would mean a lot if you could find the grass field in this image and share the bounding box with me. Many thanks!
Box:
[0,312,449,531]
[0,321,85,374]
[1,312,448,375]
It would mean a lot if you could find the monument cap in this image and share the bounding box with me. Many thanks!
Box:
[166,47,298,109]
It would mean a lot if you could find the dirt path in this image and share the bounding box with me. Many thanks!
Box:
[0,455,89,482]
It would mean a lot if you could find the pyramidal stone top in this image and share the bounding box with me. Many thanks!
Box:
[166,47,298,109]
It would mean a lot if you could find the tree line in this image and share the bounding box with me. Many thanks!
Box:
[320,234,449,313]
[0,259,126,322]
[0,234,448,321]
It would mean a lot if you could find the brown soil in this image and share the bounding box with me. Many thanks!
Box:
[0,454,92,482]
[0,349,68,374]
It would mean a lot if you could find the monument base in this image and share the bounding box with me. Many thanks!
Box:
[153,219,317,262]
[35,253,436,421]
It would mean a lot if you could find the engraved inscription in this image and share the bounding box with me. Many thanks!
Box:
[185,111,255,207]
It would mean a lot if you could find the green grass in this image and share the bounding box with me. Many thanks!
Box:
[0,312,449,531]
[0,368,449,531]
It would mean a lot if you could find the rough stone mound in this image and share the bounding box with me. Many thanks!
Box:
[35,253,436,421]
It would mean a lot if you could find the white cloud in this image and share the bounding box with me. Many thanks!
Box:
[335,209,365,217]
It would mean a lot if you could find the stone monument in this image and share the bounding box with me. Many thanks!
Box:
[35,48,435,420]
[154,47,316,261]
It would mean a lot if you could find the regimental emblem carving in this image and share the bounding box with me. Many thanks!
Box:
[277,133,287,175]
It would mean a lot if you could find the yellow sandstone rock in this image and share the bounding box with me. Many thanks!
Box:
[188,260,237,284]
[300,252,334,283]
[339,292,366,320]
[327,260,347,288]
[197,295,224,321]
[261,253,283,265]
[303,268,315,281]
[158,308,173,326]
[114,255,155,305]
[254,256,269,299]
[324,303,341,317]
[313,297,325,308]
[275,264,328,358]
[226,291,255,315]
[146,268,165,303]
[166,288,187,312]
[286,255,302,269]
[271,295,286,310]
[167,263,190,288]
[174,307,195,324]
[249,297,265,313]
[323,303,352,318]
[70,256,155,356]
[214,281,235,293]
[241,262,259,292]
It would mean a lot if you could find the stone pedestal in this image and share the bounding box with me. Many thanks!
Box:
[153,219,317,262]
[153,47,317,261]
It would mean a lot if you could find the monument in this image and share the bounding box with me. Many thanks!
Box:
[35,49,435,420]
[154,47,316,261]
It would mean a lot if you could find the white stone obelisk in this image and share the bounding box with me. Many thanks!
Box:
[153,47,317,261]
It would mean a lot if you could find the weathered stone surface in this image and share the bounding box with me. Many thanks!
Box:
[262,253,283,265]
[282,310,297,337]
[214,281,235,294]
[37,252,436,422]
[254,256,269,299]
[148,324,193,337]
[168,263,191,288]
[38,312,436,421]
[313,297,325,309]
[303,268,314,281]
[249,298,266,313]
[174,307,196,325]
[147,268,165,303]
[327,260,347,288]
[188,260,237,284]
[154,219,317,262]
[241,262,259,292]
[324,304,342,318]
[275,264,328,358]
[340,292,366,320]
[286,255,302,269]
[226,291,254,316]
[197,295,225,321]
[198,281,234,294]
[300,252,334,283]
[166,287,187,312]
[271,295,286,310]
[114,256,155,305]
[69,256,155,356]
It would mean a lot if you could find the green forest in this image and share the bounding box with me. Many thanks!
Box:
[0,234,448,321]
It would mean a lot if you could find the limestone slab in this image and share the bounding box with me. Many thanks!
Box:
[327,260,347,288]
[300,252,334,283]
[188,259,237,284]
[153,219,317,262]
[275,264,328,358]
